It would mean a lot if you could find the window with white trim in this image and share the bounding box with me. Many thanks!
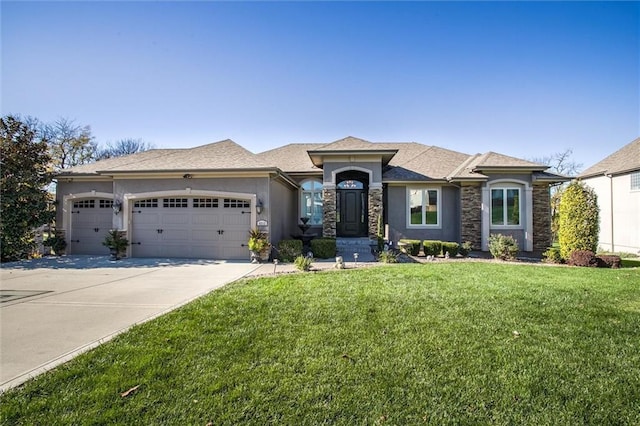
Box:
[631,172,640,191]
[491,187,521,226]
[163,198,188,208]
[301,179,323,225]
[99,199,113,209]
[193,198,219,208]
[407,188,439,226]
[223,198,250,208]
[134,198,158,208]
[73,200,95,208]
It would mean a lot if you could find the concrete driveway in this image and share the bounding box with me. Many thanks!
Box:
[0,256,259,392]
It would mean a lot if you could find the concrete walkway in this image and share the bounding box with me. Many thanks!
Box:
[0,256,259,391]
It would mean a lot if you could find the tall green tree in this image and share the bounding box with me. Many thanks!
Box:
[1,116,55,261]
[557,181,599,260]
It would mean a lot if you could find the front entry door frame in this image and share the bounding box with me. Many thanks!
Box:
[335,171,369,238]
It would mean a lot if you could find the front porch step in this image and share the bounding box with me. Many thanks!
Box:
[335,238,377,262]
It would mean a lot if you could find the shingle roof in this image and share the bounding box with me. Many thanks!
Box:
[578,137,640,178]
[58,136,565,184]
[61,140,270,174]
[258,143,324,173]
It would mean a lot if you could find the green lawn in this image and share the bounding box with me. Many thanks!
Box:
[2,263,639,425]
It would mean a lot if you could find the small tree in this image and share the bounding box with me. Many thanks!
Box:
[557,181,599,260]
[1,116,55,261]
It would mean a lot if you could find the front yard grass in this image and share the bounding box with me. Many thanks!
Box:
[2,263,639,424]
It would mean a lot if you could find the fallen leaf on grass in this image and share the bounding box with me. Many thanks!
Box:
[120,385,140,398]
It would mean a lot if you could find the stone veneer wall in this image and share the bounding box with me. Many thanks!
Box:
[368,187,383,237]
[460,185,482,249]
[532,185,552,251]
[322,188,337,238]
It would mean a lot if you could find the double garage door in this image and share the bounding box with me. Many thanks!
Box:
[69,198,113,255]
[130,197,251,259]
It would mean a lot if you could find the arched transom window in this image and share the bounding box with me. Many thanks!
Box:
[301,179,323,225]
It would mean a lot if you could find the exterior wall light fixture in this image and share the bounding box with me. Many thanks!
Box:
[113,200,123,215]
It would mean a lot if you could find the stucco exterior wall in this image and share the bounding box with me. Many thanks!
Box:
[322,161,383,185]
[268,178,297,246]
[584,173,640,254]
[386,184,460,244]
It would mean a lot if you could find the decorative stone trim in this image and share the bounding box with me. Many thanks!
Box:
[368,187,383,237]
[533,185,552,251]
[460,185,482,249]
[322,188,337,238]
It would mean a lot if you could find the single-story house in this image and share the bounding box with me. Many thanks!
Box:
[578,137,640,254]
[55,136,566,259]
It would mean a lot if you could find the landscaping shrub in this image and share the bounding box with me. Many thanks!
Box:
[441,242,459,257]
[294,255,313,271]
[399,239,421,256]
[596,255,621,269]
[558,181,599,260]
[542,246,563,264]
[277,239,303,262]
[567,250,598,267]
[423,240,443,256]
[310,237,336,259]
[459,241,473,257]
[378,250,399,263]
[488,234,518,261]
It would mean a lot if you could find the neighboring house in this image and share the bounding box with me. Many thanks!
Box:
[578,137,640,254]
[55,136,566,259]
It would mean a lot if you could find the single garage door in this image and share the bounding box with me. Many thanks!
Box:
[130,197,251,259]
[69,198,114,255]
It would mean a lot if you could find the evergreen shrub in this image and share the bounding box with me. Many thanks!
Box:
[310,238,336,259]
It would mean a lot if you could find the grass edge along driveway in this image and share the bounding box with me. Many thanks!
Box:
[1,263,639,425]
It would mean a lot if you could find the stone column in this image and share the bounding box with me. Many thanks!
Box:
[460,185,482,250]
[322,187,337,238]
[532,185,552,251]
[368,185,383,237]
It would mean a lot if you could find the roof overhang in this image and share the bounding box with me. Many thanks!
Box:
[579,167,640,180]
[307,149,398,168]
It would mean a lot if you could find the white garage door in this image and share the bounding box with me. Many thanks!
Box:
[69,199,114,255]
[130,197,251,259]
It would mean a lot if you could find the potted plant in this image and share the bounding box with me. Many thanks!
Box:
[103,229,129,260]
[248,228,270,263]
[43,234,67,256]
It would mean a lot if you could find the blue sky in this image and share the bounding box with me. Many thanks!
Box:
[2,1,638,170]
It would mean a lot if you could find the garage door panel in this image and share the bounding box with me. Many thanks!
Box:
[192,214,219,226]
[70,199,113,255]
[193,230,218,241]
[133,212,161,226]
[131,196,251,260]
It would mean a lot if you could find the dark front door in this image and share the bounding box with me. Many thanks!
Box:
[337,189,367,237]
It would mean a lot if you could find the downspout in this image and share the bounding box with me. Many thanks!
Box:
[605,173,614,252]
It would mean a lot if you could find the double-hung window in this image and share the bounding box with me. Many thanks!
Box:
[491,187,521,226]
[301,180,323,225]
[408,188,439,227]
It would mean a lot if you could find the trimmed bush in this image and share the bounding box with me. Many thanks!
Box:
[277,239,303,262]
[423,240,443,256]
[310,237,336,259]
[488,234,518,261]
[399,239,421,256]
[543,246,563,264]
[567,250,598,267]
[441,242,460,257]
[597,255,621,269]
[459,241,473,257]
[558,181,599,260]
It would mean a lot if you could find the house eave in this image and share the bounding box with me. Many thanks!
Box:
[307,149,398,168]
